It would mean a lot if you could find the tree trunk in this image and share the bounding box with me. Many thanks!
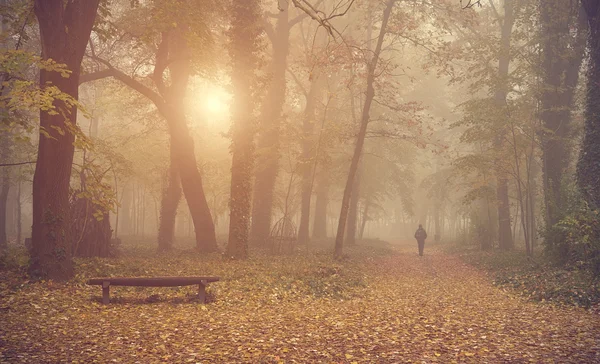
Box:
[226,0,262,259]
[312,170,329,240]
[334,0,395,259]
[157,142,181,251]
[250,4,290,247]
[119,183,132,236]
[0,166,9,250]
[578,0,600,208]
[297,73,323,246]
[16,178,21,246]
[346,172,360,246]
[30,0,100,280]
[494,0,515,251]
[540,1,587,230]
[359,196,370,240]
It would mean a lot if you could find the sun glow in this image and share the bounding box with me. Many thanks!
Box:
[203,93,227,116]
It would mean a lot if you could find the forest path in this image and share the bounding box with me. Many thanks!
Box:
[1,244,599,363]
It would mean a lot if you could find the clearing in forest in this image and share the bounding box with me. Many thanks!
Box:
[1,242,599,363]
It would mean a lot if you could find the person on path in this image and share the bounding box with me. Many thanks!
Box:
[414,224,427,256]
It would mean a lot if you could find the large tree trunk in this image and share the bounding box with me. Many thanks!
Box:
[540,1,587,230]
[30,0,100,280]
[312,170,329,240]
[494,0,515,251]
[226,0,262,259]
[157,142,182,251]
[578,1,600,208]
[334,0,395,259]
[250,4,290,247]
[297,73,323,245]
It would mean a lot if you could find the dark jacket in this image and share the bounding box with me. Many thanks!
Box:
[414,227,427,241]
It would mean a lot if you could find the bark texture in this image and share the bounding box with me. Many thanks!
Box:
[578,0,600,208]
[30,0,100,280]
[226,0,262,259]
[540,1,587,229]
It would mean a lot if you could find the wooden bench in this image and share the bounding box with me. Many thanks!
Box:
[87,276,220,304]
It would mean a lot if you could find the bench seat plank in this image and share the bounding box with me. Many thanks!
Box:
[87,276,219,287]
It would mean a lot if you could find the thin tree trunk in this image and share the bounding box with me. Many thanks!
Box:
[29,0,100,280]
[359,196,370,240]
[494,0,515,251]
[157,143,182,251]
[0,166,9,250]
[334,0,395,259]
[312,171,329,239]
[16,178,21,246]
[346,172,360,246]
[298,73,324,245]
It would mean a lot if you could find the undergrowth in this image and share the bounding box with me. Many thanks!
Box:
[450,246,600,309]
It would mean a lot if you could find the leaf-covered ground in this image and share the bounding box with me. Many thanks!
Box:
[1,242,599,363]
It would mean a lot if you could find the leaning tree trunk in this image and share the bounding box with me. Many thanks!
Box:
[157,141,182,251]
[578,0,600,208]
[494,0,515,251]
[226,0,262,259]
[250,4,290,247]
[30,0,100,280]
[334,0,395,259]
[168,30,218,253]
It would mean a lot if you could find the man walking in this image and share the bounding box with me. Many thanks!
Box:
[414,224,427,256]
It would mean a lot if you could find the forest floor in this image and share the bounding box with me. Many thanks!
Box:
[1,240,599,363]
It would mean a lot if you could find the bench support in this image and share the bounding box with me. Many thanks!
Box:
[102,281,110,304]
[198,280,206,303]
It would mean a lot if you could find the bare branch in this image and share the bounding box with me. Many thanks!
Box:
[461,0,483,9]
[0,161,36,167]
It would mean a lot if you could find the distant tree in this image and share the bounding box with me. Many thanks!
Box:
[29,0,100,280]
[250,1,310,247]
[334,0,396,259]
[226,0,263,259]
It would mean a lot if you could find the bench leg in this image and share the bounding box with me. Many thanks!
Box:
[198,281,206,303]
[102,281,110,304]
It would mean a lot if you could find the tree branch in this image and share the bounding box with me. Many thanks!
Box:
[0,161,36,167]
[79,69,114,84]
[86,54,166,110]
